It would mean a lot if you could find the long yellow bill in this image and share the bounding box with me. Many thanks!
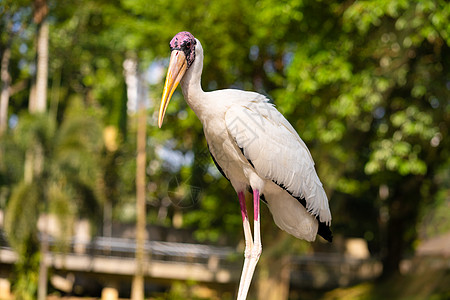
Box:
[158,50,188,128]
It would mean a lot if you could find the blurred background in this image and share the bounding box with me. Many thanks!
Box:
[0,0,449,299]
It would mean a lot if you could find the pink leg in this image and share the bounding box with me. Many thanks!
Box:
[252,190,261,247]
[238,191,249,221]
[253,189,260,221]
[237,190,262,300]
[238,191,253,256]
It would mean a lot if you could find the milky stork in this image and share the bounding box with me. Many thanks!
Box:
[158,31,332,299]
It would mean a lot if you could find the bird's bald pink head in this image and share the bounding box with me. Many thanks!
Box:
[169,31,197,67]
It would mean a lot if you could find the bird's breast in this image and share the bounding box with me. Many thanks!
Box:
[203,118,251,188]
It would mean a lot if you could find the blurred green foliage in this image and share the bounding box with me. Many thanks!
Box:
[0,0,449,297]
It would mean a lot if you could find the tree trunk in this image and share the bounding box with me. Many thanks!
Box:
[257,255,290,300]
[34,20,48,113]
[131,106,146,299]
[33,1,49,300]
[382,212,404,276]
[0,37,12,172]
[125,57,148,300]
[0,43,11,135]
[38,217,49,300]
[381,176,422,277]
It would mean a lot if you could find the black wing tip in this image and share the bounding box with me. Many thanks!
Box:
[318,221,333,243]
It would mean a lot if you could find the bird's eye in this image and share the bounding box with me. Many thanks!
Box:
[185,41,191,48]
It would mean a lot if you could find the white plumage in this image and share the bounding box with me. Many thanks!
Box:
[158,32,332,300]
[205,90,331,237]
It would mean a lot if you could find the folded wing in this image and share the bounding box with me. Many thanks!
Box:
[224,96,332,226]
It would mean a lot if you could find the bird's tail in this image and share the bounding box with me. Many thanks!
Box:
[263,184,318,242]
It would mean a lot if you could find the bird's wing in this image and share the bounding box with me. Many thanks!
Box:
[224,96,331,224]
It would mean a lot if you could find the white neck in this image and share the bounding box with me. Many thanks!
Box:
[180,39,205,115]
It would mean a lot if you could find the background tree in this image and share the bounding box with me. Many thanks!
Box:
[4,99,103,299]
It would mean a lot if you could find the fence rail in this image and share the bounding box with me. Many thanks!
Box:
[0,230,381,287]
